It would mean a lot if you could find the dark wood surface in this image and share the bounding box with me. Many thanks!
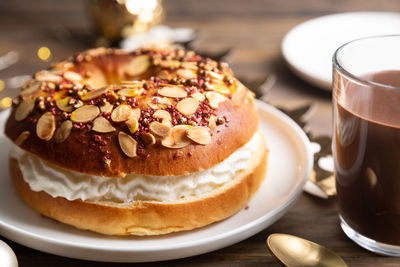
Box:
[1,0,400,266]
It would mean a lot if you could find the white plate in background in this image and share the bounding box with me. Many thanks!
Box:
[0,100,312,262]
[282,12,400,90]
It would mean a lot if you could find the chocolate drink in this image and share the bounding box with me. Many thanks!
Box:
[334,70,400,245]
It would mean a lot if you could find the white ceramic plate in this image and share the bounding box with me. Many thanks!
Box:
[282,12,400,90]
[0,100,312,262]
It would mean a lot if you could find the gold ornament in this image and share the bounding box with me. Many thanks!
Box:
[88,0,164,46]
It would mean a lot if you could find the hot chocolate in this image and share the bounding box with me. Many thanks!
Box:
[335,70,400,245]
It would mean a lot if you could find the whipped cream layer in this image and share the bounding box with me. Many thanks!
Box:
[10,131,261,203]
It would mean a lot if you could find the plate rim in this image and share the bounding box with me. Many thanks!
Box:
[281,11,400,90]
[0,100,313,260]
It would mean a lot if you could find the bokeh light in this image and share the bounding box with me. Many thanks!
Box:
[1,97,12,109]
[37,46,51,61]
[126,0,157,15]
[139,10,154,23]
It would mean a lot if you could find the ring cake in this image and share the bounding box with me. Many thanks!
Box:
[5,47,268,235]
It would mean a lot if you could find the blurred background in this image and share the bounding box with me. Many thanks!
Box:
[1,0,398,105]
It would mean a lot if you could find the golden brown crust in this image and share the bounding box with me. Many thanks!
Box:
[9,145,267,236]
[6,100,258,177]
[5,48,258,177]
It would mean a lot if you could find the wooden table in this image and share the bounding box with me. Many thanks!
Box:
[1,0,399,265]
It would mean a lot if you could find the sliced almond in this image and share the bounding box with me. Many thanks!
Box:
[55,120,72,143]
[232,87,248,107]
[161,125,191,149]
[51,61,74,71]
[73,83,83,90]
[81,87,108,101]
[87,47,107,57]
[70,105,100,123]
[100,101,113,113]
[117,88,139,97]
[54,91,64,100]
[213,83,231,94]
[149,121,171,137]
[158,70,171,80]
[205,91,226,109]
[158,86,187,98]
[148,102,160,110]
[21,81,41,96]
[111,104,132,122]
[126,117,139,133]
[208,70,224,81]
[121,80,142,86]
[125,55,150,77]
[187,126,211,145]
[136,88,146,96]
[140,132,156,146]
[92,117,116,133]
[64,71,82,82]
[48,82,56,90]
[118,131,137,158]
[36,112,56,141]
[155,96,172,105]
[147,97,172,109]
[56,97,73,112]
[161,119,173,128]
[86,77,107,90]
[15,131,30,145]
[204,82,213,91]
[191,92,205,102]
[208,115,217,130]
[176,68,196,80]
[15,97,35,121]
[176,98,199,116]
[129,108,141,121]
[159,60,181,69]
[35,71,62,82]
[121,83,144,91]
[153,110,171,121]
[181,61,198,71]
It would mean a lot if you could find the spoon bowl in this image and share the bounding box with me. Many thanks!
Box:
[267,233,347,267]
[0,240,18,267]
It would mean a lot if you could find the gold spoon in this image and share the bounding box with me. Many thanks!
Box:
[0,240,18,267]
[267,234,348,267]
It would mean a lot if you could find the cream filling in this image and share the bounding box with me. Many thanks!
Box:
[10,131,261,203]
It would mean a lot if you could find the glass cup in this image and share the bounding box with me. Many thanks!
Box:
[333,35,400,256]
